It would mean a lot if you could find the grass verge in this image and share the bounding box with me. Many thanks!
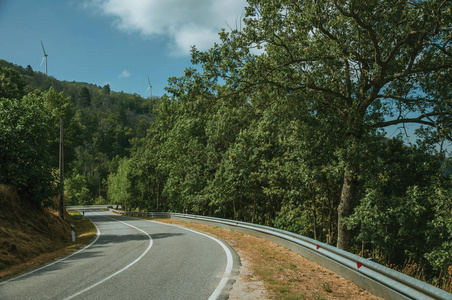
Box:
[0,210,97,281]
[156,219,382,300]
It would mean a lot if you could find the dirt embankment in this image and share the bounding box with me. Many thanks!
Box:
[0,185,96,280]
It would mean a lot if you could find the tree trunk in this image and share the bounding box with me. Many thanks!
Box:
[313,195,317,241]
[59,116,64,219]
[252,185,257,224]
[336,109,364,251]
[156,180,160,211]
[328,189,334,245]
[337,166,358,250]
[233,195,237,220]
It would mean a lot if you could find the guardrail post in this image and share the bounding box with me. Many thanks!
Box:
[71,224,75,243]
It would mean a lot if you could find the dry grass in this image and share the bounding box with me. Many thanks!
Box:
[0,210,96,280]
[393,259,452,294]
[445,266,452,293]
[0,185,97,281]
[157,219,382,300]
[0,195,382,299]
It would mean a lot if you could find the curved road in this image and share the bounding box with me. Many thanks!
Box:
[0,209,239,300]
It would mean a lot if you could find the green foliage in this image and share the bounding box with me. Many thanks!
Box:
[0,93,56,205]
[190,0,452,250]
[0,67,26,99]
[0,58,156,206]
[66,174,94,205]
[102,84,111,95]
[79,87,91,107]
[105,0,452,288]
[274,203,314,237]
[107,157,134,208]
[3,0,452,288]
[424,184,452,280]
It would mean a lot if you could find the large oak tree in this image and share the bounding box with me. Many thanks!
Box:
[191,0,452,250]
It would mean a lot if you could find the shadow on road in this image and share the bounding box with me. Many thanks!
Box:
[1,211,185,285]
[151,233,184,240]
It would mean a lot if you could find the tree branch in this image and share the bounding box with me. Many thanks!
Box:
[373,116,438,128]
[333,0,385,68]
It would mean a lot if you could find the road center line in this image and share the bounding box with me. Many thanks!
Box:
[64,212,153,300]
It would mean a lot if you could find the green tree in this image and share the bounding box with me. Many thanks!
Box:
[190,0,452,250]
[345,137,441,263]
[43,88,81,175]
[79,86,91,107]
[0,67,25,99]
[25,65,33,76]
[102,84,111,95]
[66,174,93,205]
[0,93,56,205]
[107,157,140,209]
[424,182,452,287]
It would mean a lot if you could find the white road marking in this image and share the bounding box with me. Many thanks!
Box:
[0,213,100,285]
[152,221,234,300]
[2,209,233,299]
[64,212,153,300]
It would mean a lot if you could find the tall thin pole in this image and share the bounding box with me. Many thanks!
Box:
[59,116,64,219]
[42,41,63,218]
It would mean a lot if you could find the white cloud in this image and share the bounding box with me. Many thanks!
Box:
[84,0,248,56]
[119,70,131,78]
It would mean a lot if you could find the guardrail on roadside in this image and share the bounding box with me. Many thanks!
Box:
[67,205,114,210]
[109,208,170,219]
[108,208,451,300]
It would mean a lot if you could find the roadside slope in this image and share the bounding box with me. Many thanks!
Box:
[0,185,96,280]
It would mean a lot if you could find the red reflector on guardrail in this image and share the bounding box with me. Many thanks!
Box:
[357,262,362,269]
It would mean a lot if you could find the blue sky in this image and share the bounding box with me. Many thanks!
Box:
[0,0,248,97]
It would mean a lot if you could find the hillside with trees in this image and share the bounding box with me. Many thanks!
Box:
[1,0,451,292]
[0,59,156,207]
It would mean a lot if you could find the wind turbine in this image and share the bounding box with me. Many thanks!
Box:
[40,41,48,76]
[145,75,152,99]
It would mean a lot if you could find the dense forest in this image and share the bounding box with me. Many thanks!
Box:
[1,0,451,292]
[108,0,452,290]
[0,59,156,207]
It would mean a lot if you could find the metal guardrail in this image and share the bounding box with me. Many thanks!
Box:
[67,205,114,210]
[107,209,451,300]
[109,208,170,219]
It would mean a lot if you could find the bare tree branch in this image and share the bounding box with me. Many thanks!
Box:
[373,116,438,128]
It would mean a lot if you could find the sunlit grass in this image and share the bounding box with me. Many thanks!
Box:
[0,209,97,280]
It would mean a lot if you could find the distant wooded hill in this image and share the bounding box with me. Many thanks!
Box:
[0,59,158,204]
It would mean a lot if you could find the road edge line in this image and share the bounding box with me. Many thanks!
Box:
[0,216,101,285]
[151,220,234,300]
[64,212,153,300]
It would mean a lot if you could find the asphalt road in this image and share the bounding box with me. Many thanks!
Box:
[0,209,239,300]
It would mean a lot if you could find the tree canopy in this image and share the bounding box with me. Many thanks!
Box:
[1,0,451,290]
[189,0,452,250]
[0,59,156,207]
[106,0,452,289]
